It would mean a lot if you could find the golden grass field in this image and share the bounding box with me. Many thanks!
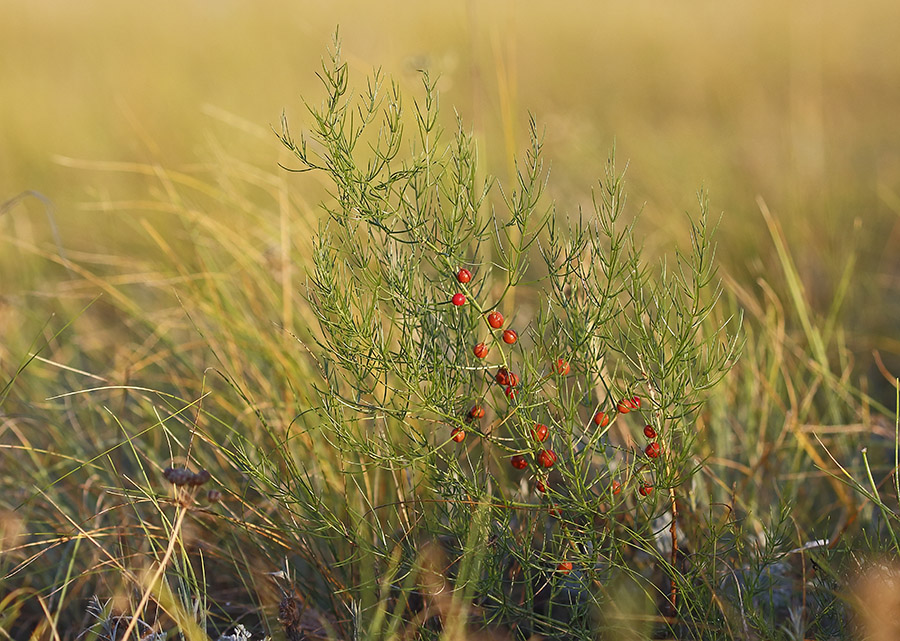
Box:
[4,0,900,347]
[3,1,900,638]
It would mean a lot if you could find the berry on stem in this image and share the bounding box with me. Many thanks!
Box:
[532,423,549,442]
[643,425,657,439]
[451,428,465,443]
[631,395,642,409]
[554,358,570,376]
[473,342,489,359]
[502,329,518,344]
[611,480,622,495]
[469,405,485,420]
[487,311,504,329]
[456,268,472,284]
[593,411,609,427]
[507,371,520,387]
[510,455,528,470]
[639,482,654,496]
[557,561,573,574]
[504,385,518,400]
[645,442,661,458]
[495,367,510,386]
[535,479,547,493]
[617,399,631,414]
[538,449,557,468]
[452,293,466,306]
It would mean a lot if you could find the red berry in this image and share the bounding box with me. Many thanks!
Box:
[469,405,485,420]
[538,449,557,468]
[504,385,518,400]
[611,480,622,495]
[473,342,489,359]
[452,293,466,306]
[510,454,528,470]
[487,311,504,329]
[532,423,549,442]
[645,442,661,458]
[495,367,510,386]
[451,428,465,443]
[639,482,654,496]
[557,561,573,574]
[617,399,631,414]
[631,395,642,409]
[507,371,520,387]
[535,480,547,493]
[502,329,518,344]
[548,505,561,517]
[593,411,609,427]
[555,358,570,376]
[456,268,472,284]
[643,425,657,439]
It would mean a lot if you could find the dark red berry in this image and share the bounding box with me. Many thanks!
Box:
[505,385,518,400]
[495,367,510,386]
[593,411,609,427]
[639,482,654,496]
[538,449,557,468]
[451,427,465,443]
[557,561,573,574]
[469,405,485,420]
[611,480,622,495]
[643,425,657,439]
[532,423,549,442]
[645,442,661,458]
[535,480,547,493]
[631,395,641,409]
[487,311,504,329]
[452,293,466,306]
[507,371,520,387]
[510,454,528,470]
[502,329,518,344]
[548,505,561,517]
[456,268,472,284]
[555,358,570,376]
[473,342,489,359]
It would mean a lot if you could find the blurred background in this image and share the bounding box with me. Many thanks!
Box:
[3,0,900,350]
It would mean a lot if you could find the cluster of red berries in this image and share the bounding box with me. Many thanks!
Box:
[450,266,565,484]
[592,395,659,498]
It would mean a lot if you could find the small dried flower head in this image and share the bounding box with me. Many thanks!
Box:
[188,470,212,487]
[164,467,211,487]
[207,489,223,502]
[163,467,193,486]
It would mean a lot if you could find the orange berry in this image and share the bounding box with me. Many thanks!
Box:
[593,411,609,427]
[502,329,518,344]
[451,427,465,443]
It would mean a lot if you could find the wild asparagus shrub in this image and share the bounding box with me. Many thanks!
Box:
[274,46,741,639]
